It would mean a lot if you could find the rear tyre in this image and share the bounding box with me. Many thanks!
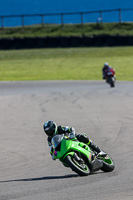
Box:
[64,154,90,176]
[100,154,115,172]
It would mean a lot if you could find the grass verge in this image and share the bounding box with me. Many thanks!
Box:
[0,47,133,81]
[1,23,133,38]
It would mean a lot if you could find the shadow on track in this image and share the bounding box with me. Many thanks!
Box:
[0,171,105,183]
[0,174,79,183]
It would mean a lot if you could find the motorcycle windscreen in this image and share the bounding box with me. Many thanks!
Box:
[52,135,64,149]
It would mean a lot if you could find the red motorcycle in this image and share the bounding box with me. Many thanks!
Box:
[105,68,116,87]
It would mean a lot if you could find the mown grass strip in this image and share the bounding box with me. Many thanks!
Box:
[0,47,133,81]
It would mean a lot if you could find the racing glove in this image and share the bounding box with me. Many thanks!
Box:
[69,127,76,139]
[69,131,76,139]
[49,145,56,160]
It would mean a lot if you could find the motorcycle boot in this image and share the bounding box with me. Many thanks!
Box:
[76,134,101,154]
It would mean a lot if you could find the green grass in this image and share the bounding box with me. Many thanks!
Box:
[0,47,133,81]
[1,23,133,38]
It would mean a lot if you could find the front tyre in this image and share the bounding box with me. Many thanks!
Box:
[110,77,115,87]
[64,155,90,176]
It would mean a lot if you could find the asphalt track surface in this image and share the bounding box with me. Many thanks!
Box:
[0,80,133,200]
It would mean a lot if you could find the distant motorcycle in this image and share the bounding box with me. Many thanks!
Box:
[51,134,115,176]
[105,68,116,87]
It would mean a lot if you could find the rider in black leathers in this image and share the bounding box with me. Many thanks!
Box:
[43,120,101,160]
[102,62,114,79]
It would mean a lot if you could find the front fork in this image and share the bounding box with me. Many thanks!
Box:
[61,150,92,168]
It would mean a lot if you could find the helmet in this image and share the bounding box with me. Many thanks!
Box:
[43,120,57,137]
[104,62,109,67]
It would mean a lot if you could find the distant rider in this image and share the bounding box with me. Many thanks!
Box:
[102,62,115,80]
[43,120,101,160]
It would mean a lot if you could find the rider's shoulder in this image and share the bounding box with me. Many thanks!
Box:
[57,125,63,133]
[59,125,71,132]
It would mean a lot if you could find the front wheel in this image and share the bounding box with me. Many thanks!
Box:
[64,154,90,176]
[109,76,115,87]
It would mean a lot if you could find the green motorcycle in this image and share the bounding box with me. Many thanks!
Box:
[51,134,115,176]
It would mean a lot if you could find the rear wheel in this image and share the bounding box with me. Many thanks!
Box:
[99,154,115,172]
[64,154,90,176]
